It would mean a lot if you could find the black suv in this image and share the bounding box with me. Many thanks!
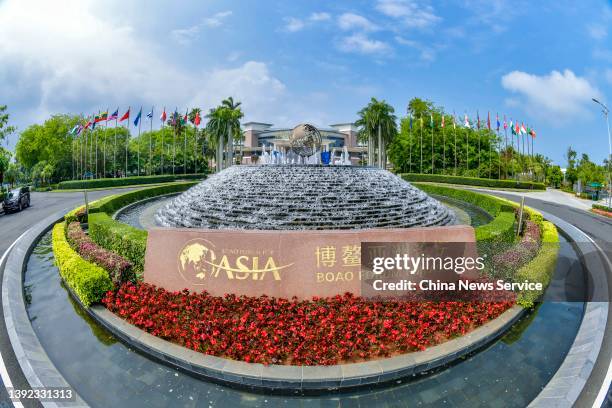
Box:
[2,187,30,213]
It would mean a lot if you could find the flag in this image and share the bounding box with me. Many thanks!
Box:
[419,115,423,128]
[487,112,491,130]
[84,119,92,129]
[496,113,500,131]
[94,111,108,123]
[70,124,80,135]
[452,115,456,129]
[510,120,516,135]
[520,123,527,135]
[477,111,481,130]
[194,111,201,126]
[146,107,153,119]
[430,113,434,128]
[409,114,413,130]
[75,124,83,135]
[515,122,520,135]
[503,115,507,130]
[119,108,130,122]
[183,111,188,125]
[108,109,119,121]
[530,128,536,138]
[133,107,142,127]
[464,114,470,128]
[441,114,445,128]
[160,108,167,122]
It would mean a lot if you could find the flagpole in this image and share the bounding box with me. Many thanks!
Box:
[465,114,469,173]
[453,114,457,176]
[173,108,177,175]
[408,115,412,173]
[103,108,109,177]
[442,113,445,174]
[477,111,481,176]
[419,115,423,174]
[125,107,130,178]
[160,108,165,175]
[95,110,99,178]
[184,109,188,175]
[430,115,434,174]
[149,106,153,176]
[113,109,118,177]
[497,128,501,179]
[504,117,508,179]
[137,106,142,176]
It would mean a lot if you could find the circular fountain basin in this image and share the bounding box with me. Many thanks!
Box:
[155,165,454,230]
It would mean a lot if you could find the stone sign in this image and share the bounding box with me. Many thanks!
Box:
[144,225,476,299]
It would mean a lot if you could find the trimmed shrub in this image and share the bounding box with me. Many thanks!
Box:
[593,203,612,212]
[88,213,147,272]
[57,173,205,190]
[66,222,134,285]
[414,183,516,244]
[402,173,546,190]
[88,181,197,215]
[515,221,559,308]
[52,222,113,307]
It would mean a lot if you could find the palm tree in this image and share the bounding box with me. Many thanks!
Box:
[206,97,244,171]
[355,98,397,169]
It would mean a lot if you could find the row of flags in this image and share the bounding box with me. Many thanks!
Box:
[408,111,537,138]
[69,107,202,136]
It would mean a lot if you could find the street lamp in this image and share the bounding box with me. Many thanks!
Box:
[592,98,611,208]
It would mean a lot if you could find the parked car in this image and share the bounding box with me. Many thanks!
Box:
[2,186,30,213]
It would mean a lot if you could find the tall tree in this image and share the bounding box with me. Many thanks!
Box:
[0,147,10,189]
[206,97,243,171]
[355,97,397,168]
[0,105,16,145]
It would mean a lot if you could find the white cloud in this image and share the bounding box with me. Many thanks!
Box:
[338,13,378,31]
[338,33,391,55]
[310,12,331,22]
[0,0,291,128]
[587,24,607,40]
[283,17,305,32]
[501,69,601,121]
[171,11,232,44]
[190,61,286,121]
[375,0,440,29]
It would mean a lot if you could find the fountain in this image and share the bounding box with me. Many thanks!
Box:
[156,123,453,229]
[147,124,462,299]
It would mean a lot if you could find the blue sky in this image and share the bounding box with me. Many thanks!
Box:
[0,0,611,165]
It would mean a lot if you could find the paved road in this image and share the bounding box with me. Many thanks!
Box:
[0,188,139,408]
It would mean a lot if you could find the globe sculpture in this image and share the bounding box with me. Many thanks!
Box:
[289,123,322,157]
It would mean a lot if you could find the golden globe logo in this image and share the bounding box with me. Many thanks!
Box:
[178,239,293,283]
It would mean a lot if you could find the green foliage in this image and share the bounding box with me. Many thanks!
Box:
[78,182,197,272]
[413,183,516,244]
[0,146,10,187]
[547,165,563,188]
[356,97,398,145]
[88,181,197,214]
[52,222,113,307]
[402,173,546,190]
[88,213,148,273]
[0,105,16,144]
[515,221,559,308]
[57,174,204,190]
[15,114,80,183]
[593,203,612,212]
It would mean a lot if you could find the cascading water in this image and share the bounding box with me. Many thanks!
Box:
[155,165,454,230]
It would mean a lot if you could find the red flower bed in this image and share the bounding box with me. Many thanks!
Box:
[66,222,134,285]
[103,283,514,366]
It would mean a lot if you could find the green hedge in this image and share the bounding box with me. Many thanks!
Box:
[57,173,206,190]
[88,181,197,214]
[593,203,612,212]
[515,221,559,308]
[414,183,516,244]
[88,213,147,272]
[401,173,546,190]
[52,222,113,307]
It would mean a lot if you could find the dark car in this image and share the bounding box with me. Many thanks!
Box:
[2,187,30,213]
